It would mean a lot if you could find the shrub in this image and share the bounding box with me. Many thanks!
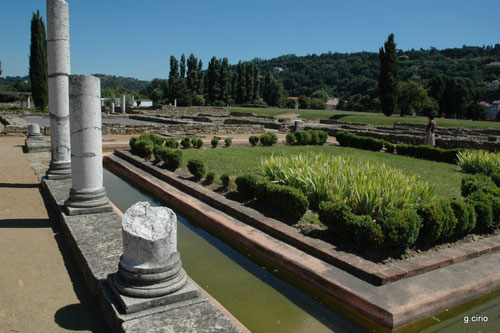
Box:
[335,131,384,151]
[187,159,205,179]
[318,201,384,248]
[417,201,444,244]
[181,137,192,149]
[262,153,435,214]
[461,174,499,198]
[286,133,296,145]
[139,133,164,146]
[162,149,182,171]
[249,135,259,146]
[384,142,395,153]
[129,136,138,151]
[259,132,278,146]
[191,138,203,149]
[467,191,494,231]
[164,138,179,149]
[315,130,328,145]
[235,175,258,200]
[310,97,326,110]
[490,171,500,187]
[457,149,500,175]
[153,145,166,162]
[396,144,462,164]
[224,138,232,148]
[377,208,421,249]
[450,199,476,237]
[211,137,219,148]
[133,139,154,158]
[220,173,231,188]
[294,130,312,145]
[205,171,215,184]
[255,181,308,220]
[439,198,459,239]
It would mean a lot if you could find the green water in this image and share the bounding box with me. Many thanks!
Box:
[103,169,499,333]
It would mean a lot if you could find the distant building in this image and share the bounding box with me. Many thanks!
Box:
[491,80,500,88]
[326,98,339,110]
[272,67,283,73]
[482,100,500,119]
[486,62,500,67]
[133,99,153,107]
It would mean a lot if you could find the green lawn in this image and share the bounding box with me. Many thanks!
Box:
[230,107,500,130]
[181,144,463,199]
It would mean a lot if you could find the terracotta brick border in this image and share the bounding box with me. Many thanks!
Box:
[112,149,500,286]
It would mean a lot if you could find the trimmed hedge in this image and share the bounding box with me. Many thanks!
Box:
[255,181,308,220]
[285,133,296,145]
[467,191,494,231]
[235,174,258,200]
[161,149,182,171]
[249,136,259,146]
[211,137,219,148]
[224,138,232,148]
[377,208,422,249]
[221,173,231,188]
[292,130,328,146]
[187,159,205,179]
[461,174,500,198]
[205,171,215,184]
[450,199,476,237]
[259,132,278,146]
[131,139,154,158]
[164,138,179,149]
[191,138,203,149]
[336,131,384,151]
[139,133,164,146]
[318,201,384,248]
[181,137,192,149]
[396,144,462,164]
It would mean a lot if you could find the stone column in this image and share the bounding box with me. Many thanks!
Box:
[46,0,71,179]
[27,96,31,109]
[174,98,177,107]
[131,95,134,108]
[111,102,115,114]
[122,95,126,113]
[64,75,112,215]
[108,202,198,313]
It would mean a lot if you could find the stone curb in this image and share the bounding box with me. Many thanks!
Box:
[112,149,500,286]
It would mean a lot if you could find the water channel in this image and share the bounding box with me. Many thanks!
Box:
[103,169,499,333]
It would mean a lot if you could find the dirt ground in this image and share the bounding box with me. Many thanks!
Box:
[0,134,108,332]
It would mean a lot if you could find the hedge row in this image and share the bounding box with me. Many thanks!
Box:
[286,130,328,146]
[249,132,278,146]
[335,131,463,164]
[235,175,308,221]
[335,131,386,151]
[397,144,462,164]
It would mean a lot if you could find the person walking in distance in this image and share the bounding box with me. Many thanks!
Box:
[424,115,436,146]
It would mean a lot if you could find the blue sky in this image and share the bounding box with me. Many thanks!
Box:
[1,0,499,81]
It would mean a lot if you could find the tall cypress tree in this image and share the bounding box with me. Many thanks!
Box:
[179,54,186,78]
[168,56,179,81]
[252,64,260,101]
[218,58,230,103]
[186,53,198,94]
[236,61,247,104]
[378,33,398,117]
[245,63,254,103]
[197,59,203,94]
[207,57,220,104]
[29,10,48,111]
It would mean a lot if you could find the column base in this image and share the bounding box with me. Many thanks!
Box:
[46,161,72,180]
[107,274,200,314]
[64,187,113,216]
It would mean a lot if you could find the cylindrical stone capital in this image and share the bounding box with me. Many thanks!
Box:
[69,75,103,192]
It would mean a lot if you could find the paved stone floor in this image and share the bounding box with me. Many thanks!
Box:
[0,134,108,332]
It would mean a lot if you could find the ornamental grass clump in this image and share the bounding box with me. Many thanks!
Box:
[457,149,500,176]
[261,153,435,215]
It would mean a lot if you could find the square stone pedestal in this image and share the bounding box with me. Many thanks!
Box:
[65,202,113,216]
[107,274,200,314]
